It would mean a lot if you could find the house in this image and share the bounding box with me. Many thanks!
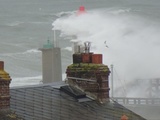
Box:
[9,42,146,120]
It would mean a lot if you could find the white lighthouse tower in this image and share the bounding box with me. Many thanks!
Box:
[39,38,62,83]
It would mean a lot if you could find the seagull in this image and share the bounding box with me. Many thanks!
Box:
[104,41,109,48]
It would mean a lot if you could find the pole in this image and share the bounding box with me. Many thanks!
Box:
[111,64,114,98]
[53,29,57,47]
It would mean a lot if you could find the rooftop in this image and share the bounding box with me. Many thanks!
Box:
[10,82,146,120]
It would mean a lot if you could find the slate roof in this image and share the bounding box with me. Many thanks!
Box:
[10,82,146,120]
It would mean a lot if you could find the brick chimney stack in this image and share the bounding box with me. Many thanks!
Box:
[0,61,4,70]
[0,61,11,109]
[66,42,110,103]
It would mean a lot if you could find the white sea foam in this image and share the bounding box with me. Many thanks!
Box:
[63,47,72,51]
[52,8,160,97]
[109,8,131,14]
[11,73,67,87]
[0,49,40,57]
[7,21,24,27]
[23,49,41,54]
[11,75,42,87]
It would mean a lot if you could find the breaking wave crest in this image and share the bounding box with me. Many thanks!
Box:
[63,47,72,51]
[11,75,42,87]
[0,49,40,57]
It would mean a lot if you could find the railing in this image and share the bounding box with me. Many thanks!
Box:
[113,97,160,106]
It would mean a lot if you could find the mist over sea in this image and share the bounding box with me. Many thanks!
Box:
[1,0,160,97]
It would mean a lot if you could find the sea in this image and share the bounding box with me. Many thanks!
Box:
[1,0,160,98]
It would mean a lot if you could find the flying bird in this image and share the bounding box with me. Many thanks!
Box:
[104,41,109,48]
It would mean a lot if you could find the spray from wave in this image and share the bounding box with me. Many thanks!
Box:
[52,8,160,97]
